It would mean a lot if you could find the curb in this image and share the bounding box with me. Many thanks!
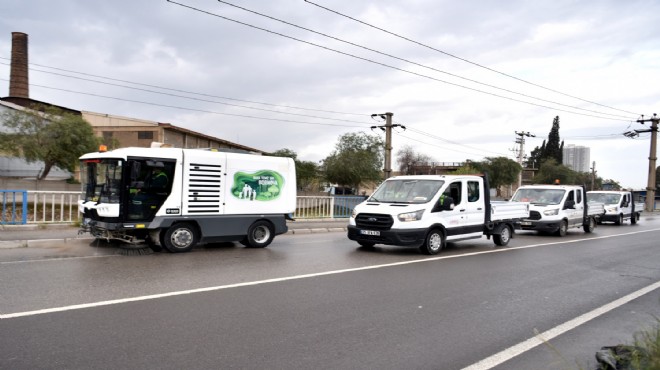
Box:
[0,227,348,249]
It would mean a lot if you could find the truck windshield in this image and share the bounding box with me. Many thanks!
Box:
[512,188,565,205]
[587,193,621,204]
[369,180,443,204]
[81,158,124,204]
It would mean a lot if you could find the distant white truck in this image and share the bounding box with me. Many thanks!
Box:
[347,174,530,254]
[587,190,643,225]
[511,184,605,236]
[78,146,296,252]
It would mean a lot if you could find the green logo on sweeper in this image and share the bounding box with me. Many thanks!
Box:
[231,170,284,201]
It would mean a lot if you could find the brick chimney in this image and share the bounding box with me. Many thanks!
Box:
[9,32,29,98]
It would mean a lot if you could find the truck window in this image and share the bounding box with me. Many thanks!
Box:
[567,190,575,203]
[443,182,462,204]
[467,181,479,202]
[576,189,582,204]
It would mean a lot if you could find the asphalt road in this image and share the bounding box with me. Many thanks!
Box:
[1,216,659,369]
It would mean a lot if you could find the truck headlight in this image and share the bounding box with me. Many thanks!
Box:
[398,209,425,222]
[606,207,617,213]
[351,209,357,218]
[543,209,559,216]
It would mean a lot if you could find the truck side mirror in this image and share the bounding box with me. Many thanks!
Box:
[564,200,575,209]
[432,196,454,212]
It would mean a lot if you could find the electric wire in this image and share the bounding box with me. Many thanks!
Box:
[304,0,640,117]
[165,0,632,122]
[0,61,373,125]
[0,77,363,129]
[0,56,365,117]
[216,0,632,121]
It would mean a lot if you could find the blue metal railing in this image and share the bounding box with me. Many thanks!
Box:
[332,196,368,218]
[1,190,28,225]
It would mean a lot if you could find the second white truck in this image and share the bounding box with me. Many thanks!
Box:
[587,190,643,225]
[347,174,530,254]
[511,184,605,236]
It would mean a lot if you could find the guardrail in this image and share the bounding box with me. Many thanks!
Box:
[0,191,368,225]
[294,195,367,219]
[0,191,82,225]
[1,190,28,225]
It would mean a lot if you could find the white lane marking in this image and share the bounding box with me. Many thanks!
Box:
[461,280,660,370]
[2,228,660,319]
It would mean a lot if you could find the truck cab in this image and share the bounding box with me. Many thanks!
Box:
[511,184,604,236]
[347,175,529,254]
[587,190,642,225]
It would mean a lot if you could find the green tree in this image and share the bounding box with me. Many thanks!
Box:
[533,159,577,185]
[479,157,521,197]
[540,116,563,164]
[453,162,482,175]
[0,104,99,180]
[269,148,319,191]
[396,145,433,175]
[321,132,384,190]
[528,140,545,168]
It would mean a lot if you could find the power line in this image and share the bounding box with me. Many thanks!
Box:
[304,0,640,117]
[0,56,366,117]
[165,0,633,122]
[0,61,373,126]
[0,77,363,129]
[215,0,633,121]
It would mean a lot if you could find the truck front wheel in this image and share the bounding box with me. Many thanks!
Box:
[163,223,198,253]
[631,213,639,225]
[555,220,568,237]
[420,229,444,255]
[615,214,623,225]
[493,225,512,246]
[245,220,274,248]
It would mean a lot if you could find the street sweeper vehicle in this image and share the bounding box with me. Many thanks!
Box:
[347,174,530,254]
[78,146,296,252]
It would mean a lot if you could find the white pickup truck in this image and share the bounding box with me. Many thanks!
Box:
[347,174,530,254]
[511,184,605,236]
[587,190,643,225]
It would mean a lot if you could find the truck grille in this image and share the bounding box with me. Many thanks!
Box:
[529,211,542,220]
[355,213,393,230]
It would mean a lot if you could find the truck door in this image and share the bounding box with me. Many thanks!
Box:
[566,189,583,227]
[434,180,469,239]
[465,179,486,233]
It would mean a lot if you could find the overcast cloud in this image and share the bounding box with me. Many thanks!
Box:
[1,0,659,188]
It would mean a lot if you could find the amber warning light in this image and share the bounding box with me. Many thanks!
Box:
[99,145,108,152]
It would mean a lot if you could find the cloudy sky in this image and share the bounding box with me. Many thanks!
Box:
[1,0,659,189]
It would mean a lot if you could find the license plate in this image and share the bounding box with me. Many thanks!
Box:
[360,229,380,236]
[520,221,532,226]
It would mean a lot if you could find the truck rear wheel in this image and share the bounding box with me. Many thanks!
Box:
[493,225,511,246]
[631,213,639,225]
[163,223,198,253]
[583,217,595,233]
[245,220,274,248]
[420,229,444,255]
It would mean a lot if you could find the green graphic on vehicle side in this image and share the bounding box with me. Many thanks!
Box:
[231,170,285,201]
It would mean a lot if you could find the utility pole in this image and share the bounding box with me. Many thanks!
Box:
[635,114,658,212]
[590,161,596,190]
[514,131,535,188]
[371,112,404,180]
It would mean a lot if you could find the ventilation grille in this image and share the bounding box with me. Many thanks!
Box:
[186,162,222,213]
[355,213,394,230]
